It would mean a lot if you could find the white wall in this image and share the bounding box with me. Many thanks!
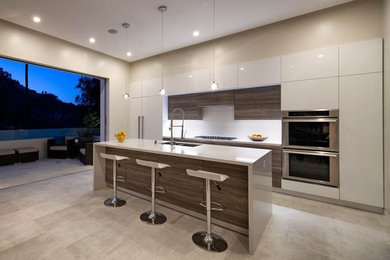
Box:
[0,19,130,140]
[384,0,390,212]
[163,106,281,144]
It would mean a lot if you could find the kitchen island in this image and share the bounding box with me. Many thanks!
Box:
[93,139,272,254]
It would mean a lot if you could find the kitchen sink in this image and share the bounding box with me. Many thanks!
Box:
[160,141,200,147]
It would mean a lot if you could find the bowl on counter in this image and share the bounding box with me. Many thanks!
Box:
[247,135,268,141]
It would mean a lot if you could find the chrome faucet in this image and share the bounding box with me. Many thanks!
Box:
[170,108,185,145]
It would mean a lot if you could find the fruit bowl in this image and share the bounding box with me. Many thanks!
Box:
[115,130,127,143]
[248,134,268,141]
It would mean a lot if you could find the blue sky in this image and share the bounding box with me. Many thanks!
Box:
[0,57,82,104]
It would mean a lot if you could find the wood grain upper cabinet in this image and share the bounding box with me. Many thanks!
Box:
[168,93,202,120]
[197,90,234,107]
[233,85,281,120]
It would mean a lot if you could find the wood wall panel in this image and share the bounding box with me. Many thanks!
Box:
[203,161,249,229]
[158,155,205,213]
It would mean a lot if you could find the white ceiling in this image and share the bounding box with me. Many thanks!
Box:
[0,0,354,62]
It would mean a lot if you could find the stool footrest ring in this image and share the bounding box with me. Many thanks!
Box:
[199,201,224,211]
[116,176,125,182]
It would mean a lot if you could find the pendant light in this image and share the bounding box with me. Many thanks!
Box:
[123,22,131,100]
[210,0,218,90]
[158,5,167,96]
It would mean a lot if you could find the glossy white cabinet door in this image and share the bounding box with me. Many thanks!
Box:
[339,38,383,76]
[163,73,189,94]
[339,73,383,207]
[129,81,142,98]
[215,64,238,89]
[281,46,338,82]
[238,57,280,88]
[188,68,211,92]
[281,77,338,110]
[142,77,162,97]
[142,96,163,140]
[129,98,142,139]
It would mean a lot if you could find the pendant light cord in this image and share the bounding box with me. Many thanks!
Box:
[213,0,216,82]
[161,7,164,89]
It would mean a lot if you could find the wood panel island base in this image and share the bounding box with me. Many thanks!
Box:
[93,139,272,254]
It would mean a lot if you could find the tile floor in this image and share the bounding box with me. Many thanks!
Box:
[0,170,389,260]
[0,159,92,190]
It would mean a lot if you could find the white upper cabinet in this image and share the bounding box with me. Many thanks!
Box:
[142,95,163,140]
[163,73,189,95]
[281,77,338,111]
[188,68,211,92]
[237,57,280,88]
[129,97,142,139]
[339,73,383,207]
[339,38,383,76]
[142,77,161,97]
[129,81,142,98]
[281,46,338,82]
[215,64,238,90]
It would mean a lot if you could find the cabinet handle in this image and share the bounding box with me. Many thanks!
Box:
[283,149,338,157]
[283,118,338,123]
[138,116,141,139]
[142,116,145,139]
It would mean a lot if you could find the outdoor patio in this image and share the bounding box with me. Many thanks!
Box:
[0,158,92,190]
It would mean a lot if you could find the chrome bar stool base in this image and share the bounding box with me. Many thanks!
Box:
[104,198,126,208]
[192,231,228,253]
[140,210,167,225]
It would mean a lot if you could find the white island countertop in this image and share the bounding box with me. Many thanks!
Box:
[95,139,271,166]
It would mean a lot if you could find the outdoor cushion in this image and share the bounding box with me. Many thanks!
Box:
[80,148,86,155]
[15,147,38,154]
[0,149,15,156]
[49,146,67,151]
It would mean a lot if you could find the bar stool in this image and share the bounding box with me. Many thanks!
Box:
[100,153,129,207]
[136,159,170,225]
[186,169,230,253]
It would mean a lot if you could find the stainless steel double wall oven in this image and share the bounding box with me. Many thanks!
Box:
[282,110,339,187]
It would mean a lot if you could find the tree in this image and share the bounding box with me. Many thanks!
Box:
[74,76,101,113]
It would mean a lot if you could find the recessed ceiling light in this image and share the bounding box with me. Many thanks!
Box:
[240,67,245,71]
[193,31,200,37]
[89,38,96,43]
[33,16,41,23]
[126,52,132,57]
[317,54,324,58]
[188,74,193,78]
[108,29,118,34]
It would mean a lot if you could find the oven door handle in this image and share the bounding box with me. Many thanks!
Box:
[283,149,338,157]
[282,118,338,123]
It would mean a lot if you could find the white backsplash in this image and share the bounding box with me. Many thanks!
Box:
[163,106,281,144]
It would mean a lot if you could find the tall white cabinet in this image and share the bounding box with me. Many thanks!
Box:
[339,73,383,207]
[339,39,383,208]
[129,78,163,140]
